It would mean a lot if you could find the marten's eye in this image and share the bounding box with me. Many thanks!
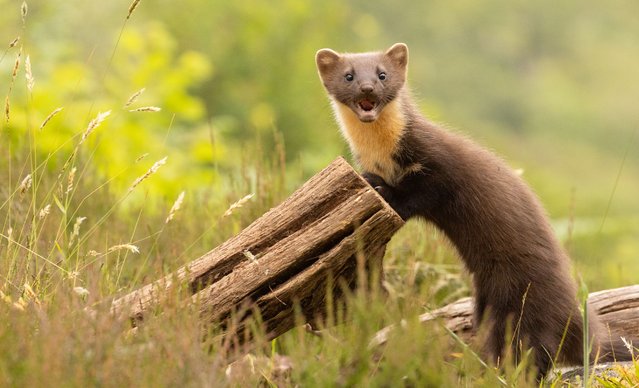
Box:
[378,72,387,81]
[345,73,354,82]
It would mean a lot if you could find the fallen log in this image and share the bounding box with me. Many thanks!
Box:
[370,284,639,348]
[111,157,404,338]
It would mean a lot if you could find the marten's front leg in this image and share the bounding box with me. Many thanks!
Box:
[361,172,410,220]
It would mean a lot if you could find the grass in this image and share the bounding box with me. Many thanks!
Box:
[5,136,629,387]
[1,1,638,386]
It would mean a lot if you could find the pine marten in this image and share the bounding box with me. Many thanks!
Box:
[315,42,635,377]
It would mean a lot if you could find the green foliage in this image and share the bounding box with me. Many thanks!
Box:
[3,22,214,201]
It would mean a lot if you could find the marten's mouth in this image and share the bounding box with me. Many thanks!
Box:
[354,98,379,122]
[358,99,376,112]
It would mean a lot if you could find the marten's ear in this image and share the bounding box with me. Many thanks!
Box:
[315,48,341,75]
[385,43,408,70]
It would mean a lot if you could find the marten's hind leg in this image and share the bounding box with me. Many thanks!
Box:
[477,304,556,378]
[474,298,508,367]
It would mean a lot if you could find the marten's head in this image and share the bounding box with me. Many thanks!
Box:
[316,43,408,123]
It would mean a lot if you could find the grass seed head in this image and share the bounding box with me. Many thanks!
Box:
[165,191,185,224]
[107,244,140,254]
[21,1,28,22]
[127,0,141,19]
[39,107,63,130]
[5,96,10,123]
[8,37,19,48]
[66,167,77,194]
[124,87,145,107]
[25,55,35,92]
[11,50,21,79]
[19,173,32,194]
[22,283,40,305]
[38,204,51,219]
[621,337,636,359]
[135,153,149,163]
[223,193,255,217]
[73,287,90,298]
[80,110,111,145]
[23,283,36,298]
[128,156,167,192]
[12,300,25,311]
[69,216,87,246]
[0,291,12,304]
[129,106,161,112]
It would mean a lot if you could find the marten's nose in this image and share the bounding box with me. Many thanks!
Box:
[360,83,374,93]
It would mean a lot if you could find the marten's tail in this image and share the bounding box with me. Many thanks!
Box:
[595,336,638,363]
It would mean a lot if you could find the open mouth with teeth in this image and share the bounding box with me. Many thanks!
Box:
[353,98,379,122]
[358,99,376,112]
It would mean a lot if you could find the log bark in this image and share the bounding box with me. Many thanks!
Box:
[370,284,639,348]
[111,157,404,338]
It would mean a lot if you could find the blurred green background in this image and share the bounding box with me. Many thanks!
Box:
[1,0,638,289]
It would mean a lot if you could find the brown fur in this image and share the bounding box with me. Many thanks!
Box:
[316,43,634,377]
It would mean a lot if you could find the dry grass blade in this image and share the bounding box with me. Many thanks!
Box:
[0,231,70,274]
[129,106,161,112]
[127,0,141,19]
[124,87,145,107]
[79,110,111,145]
[39,107,63,130]
[128,156,167,192]
[223,193,254,217]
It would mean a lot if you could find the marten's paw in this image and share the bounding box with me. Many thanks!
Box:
[361,172,385,190]
[362,172,394,200]
[362,172,410,220]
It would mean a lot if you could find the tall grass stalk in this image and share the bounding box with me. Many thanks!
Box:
[583,297,590,384]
